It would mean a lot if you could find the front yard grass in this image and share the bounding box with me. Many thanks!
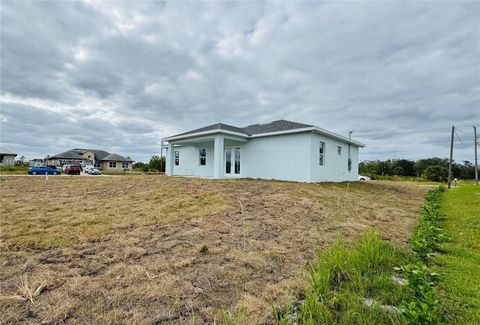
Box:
[434,184,480,324]
[0,176,427,324]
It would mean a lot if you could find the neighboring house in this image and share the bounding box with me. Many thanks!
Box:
[0,147,17,166]
[163,120,365,182]
[46,149,133,171]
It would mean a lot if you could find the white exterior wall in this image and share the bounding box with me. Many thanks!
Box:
[171,142,214,177]
[309,133,359,182]
[242,133,312,182]
[165,131,361,182]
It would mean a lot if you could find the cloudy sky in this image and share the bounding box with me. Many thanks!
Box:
[1,1,479,163]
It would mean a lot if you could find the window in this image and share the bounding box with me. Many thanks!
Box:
[225,149,231,173]
[199,148,206,166]
[174,151,179,166]
[94,161,101,168]
[122,162,129,169]
[234,148,241,174]
[109,161,117,168]
[337,146,342,155]
[319,141,325,166]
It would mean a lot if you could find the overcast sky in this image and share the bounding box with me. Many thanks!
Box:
[1,1,479,163]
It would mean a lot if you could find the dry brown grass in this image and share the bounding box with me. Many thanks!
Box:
[0,175,427,324]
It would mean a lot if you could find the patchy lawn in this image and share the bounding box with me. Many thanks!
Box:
[434,184,480,324]
[0,176,427,324]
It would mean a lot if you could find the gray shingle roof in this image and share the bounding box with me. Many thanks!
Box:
[241,120,313,135]
[47,149,133,162]
[168,120,313,138]
[73,149,111,160]
[172,123,247,137]
[47,150,85,160]
[102,153,134,162]
[0,147,17,156]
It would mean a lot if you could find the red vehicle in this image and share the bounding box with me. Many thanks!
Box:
[64,165,81,175]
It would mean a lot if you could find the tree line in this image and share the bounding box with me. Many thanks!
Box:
[359,158,477,182]
[133,155,166,172]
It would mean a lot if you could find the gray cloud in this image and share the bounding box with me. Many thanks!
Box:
[1,1,479,163]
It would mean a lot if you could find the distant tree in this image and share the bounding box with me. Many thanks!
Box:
[423,165,448,182]
[415,158,449,176]
[14,155,26,166]
[133,162,147,171]
[148,155,165,172]
[377,160,393,176]
[392,166,404,176]
[393,159,416,176]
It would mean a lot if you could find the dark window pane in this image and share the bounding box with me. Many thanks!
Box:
[200,157,206,165]
[225,149,231,173]
[234,149,240,174]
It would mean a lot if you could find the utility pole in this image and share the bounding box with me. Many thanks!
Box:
[474,125,478,185]
[448,125,454,189]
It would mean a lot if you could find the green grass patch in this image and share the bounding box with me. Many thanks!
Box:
[0,166,28,174]
[433,184,480,324]
[274,231,407,324]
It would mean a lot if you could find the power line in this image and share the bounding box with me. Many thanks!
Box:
[454,129,472,149]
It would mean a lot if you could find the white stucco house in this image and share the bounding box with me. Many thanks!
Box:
[163,120,365,182]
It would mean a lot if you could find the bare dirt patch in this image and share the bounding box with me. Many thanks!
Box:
[0,176,426,324]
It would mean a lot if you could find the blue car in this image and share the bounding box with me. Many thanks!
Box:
[28,166,59,175]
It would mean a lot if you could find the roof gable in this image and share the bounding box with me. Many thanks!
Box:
[172,123,247,138]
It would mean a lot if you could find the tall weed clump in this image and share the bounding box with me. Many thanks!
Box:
[273,231,406,324]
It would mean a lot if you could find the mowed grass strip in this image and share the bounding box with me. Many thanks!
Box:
[434,184,480,324]
[0,176,229,249]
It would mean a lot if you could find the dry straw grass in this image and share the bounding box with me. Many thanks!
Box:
[0,175,427,324]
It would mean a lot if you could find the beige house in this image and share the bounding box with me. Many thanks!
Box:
[46,148,133,171]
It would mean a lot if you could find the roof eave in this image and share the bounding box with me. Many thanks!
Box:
[163,125,365,147]
[163,129,249,142]
[312,127,365,147]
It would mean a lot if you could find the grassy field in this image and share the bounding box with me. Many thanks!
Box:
[434,184,480,324]
[0,176,427,324]
[0,166,28,175]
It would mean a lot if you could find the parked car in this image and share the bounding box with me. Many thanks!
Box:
[86,167,101,175]
[83,165,94,173]
[358,175,371,181]
[28,166,59,175]
[64,165,81,175]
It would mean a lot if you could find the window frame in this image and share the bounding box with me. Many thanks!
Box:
[122,162,129,169]
[199,148,207,166]
[319,141,326,166]
[109,161,117,168]
[174,151,179,166]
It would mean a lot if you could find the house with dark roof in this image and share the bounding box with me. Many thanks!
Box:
[0,147,17,166]
[163,120,365,182]
[46,149,133,171]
